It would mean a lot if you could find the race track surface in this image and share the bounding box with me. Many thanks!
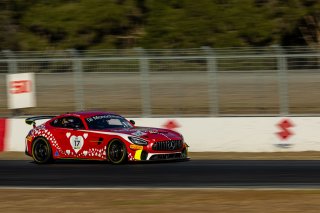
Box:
[1,160,320,188]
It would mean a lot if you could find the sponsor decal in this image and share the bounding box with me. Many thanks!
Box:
[132,130,145,137]
[276,119,294,140]
[9,80,32,94]
[274,143,292,149]
[274,119,294,148]
[162,120,180,130]
[86,115,121,122]
[26,136,32,142]
[66,132,86,154]
[148,129,158,134]
[54,150,59,156]
[130,144,143,150]
[70,136,84,154]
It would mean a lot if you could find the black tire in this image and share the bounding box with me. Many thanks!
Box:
[107,140,127,164]
[32,137,53,164]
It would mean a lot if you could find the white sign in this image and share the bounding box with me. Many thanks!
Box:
[6,73,36,109]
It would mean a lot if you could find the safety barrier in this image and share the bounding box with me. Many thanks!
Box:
[1,117,320,152]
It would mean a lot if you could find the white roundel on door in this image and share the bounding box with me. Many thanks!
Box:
[70,135,84,153]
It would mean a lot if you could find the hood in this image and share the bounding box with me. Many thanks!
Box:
[102,127,182,142]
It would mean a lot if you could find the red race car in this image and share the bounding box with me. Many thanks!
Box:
[25,111,189,164]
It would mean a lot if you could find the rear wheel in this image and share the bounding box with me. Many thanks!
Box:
[32,137,53,164]
[107,140,127,164]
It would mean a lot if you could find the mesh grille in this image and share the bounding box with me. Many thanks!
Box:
[152,140,183,151]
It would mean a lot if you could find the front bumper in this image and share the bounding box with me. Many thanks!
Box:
[148,152,188,161]
[128,145,189,161]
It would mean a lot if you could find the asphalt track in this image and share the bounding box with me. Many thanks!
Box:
[1,160,320,188]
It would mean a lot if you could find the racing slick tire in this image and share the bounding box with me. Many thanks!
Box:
[107,140,127,164]
[32,137,53,164]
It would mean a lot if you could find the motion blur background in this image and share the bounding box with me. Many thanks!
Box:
[1,0,320,117]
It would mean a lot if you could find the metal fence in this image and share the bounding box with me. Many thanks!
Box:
[1,46,320,117]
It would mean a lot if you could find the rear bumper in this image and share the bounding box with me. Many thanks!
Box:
[25,149,32,157]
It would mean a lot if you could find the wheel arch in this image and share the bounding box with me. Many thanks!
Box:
[106,138,128,164]
[107,137,124,146]
[31,136,54,151]
[31,136,54,163]
[31,136,50,146]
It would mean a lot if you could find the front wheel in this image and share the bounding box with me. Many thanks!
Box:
[107,140,127,164]
[32,137,53,164]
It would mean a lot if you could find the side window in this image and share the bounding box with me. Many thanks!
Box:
[51,116,85,129]
[51,118,62,127]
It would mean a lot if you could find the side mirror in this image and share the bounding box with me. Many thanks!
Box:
[130,120,135,125]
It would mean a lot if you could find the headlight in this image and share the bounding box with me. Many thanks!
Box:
[128,136,148,146]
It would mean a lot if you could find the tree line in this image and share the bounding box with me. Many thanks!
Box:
[0,0,320,51]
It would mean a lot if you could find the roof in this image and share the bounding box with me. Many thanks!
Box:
[60,111,121,118]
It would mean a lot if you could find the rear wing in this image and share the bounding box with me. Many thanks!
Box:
[25,116,56,128]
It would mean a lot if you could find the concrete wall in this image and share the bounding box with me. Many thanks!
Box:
[2,117,320,152]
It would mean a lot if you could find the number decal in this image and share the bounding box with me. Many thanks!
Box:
[69,135,84,154]
[74,139,80,147]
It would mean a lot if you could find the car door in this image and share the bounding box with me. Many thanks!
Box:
[81,130,109,159]
[80,117,116,160]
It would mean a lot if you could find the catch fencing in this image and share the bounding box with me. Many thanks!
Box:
[1,46,320,117]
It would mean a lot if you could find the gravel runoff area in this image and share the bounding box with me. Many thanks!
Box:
[1,152,320,213]
[1,151,320,160]
[0,189,320,213]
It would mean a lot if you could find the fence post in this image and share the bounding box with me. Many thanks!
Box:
[202,46,219,116]
[69,49,84,112]
[275,46,289,116]
[135,47,151,117]
[2,50,17,74]
[3,50,21,116]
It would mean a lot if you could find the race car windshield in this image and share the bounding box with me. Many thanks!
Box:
[85,115,133,130]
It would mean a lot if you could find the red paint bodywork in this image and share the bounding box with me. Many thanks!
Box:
[25,112,188,161]
[0,119,6,152]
